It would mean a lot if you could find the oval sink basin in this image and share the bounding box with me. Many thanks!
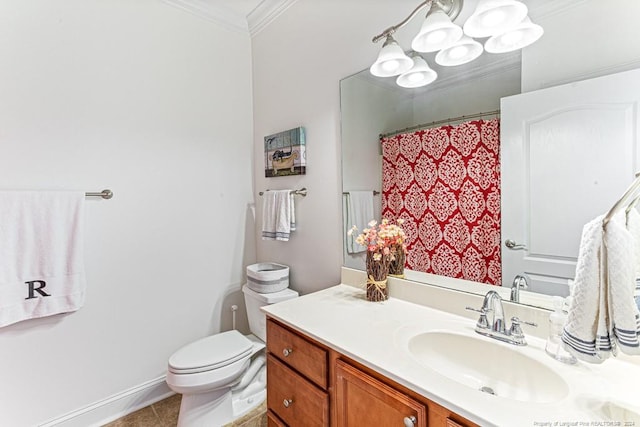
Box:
[407,331,569,403]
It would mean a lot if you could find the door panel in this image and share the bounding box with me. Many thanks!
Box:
[501,68,640,295]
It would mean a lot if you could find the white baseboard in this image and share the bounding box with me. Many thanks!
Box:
[39,376,174,427]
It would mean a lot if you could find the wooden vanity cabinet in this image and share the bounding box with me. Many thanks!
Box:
[266,319,330,426]
[266,317,477,427]
[335,359,426,426]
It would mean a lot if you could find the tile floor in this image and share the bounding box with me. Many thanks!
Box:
[103,394,267,427]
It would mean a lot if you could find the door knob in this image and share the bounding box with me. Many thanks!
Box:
[403,416,417,426]
[505,239,527,250]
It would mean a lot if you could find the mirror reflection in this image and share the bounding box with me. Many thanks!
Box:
[341,0,640,308]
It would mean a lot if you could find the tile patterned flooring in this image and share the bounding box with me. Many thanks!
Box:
[103,394,267,427]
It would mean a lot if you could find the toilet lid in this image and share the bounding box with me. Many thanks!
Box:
[168,330,253,374]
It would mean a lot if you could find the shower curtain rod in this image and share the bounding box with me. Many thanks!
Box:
[379,109,500,140]
[343,190,380,196]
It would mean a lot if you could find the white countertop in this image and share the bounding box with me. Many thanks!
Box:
[262,284,640,427]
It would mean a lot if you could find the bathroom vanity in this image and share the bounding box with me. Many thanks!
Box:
[265,317,475,427]
[262,278,640,426]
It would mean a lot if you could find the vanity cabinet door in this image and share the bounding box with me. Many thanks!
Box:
[335,359,427,427]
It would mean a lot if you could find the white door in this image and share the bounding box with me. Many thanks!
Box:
[501,68,640,296]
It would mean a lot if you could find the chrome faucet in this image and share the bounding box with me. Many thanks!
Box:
[510,274,529,303]
[466,290,537,346]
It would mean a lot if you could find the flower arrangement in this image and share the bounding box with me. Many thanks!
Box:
[348,219,407,301]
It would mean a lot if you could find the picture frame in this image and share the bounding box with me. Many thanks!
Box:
[264,127,306,177]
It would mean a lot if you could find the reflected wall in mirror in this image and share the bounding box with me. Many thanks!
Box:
[341,0,640,308]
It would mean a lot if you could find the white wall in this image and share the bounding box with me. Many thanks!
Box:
[523,0,640,91]
[341,76,411,270]
[0,1,254,425]
[251,0,423,295]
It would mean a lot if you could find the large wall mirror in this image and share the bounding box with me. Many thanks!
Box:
[340,0,640,310]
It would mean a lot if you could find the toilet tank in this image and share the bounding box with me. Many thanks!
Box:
[242,285,298,342]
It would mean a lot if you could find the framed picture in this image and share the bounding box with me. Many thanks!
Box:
[264,127,306,177]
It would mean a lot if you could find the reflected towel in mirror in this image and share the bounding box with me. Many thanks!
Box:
[345,191,374,254]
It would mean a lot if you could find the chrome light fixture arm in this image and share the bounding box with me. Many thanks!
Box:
[372,0,433,43]
[371,0,463,43]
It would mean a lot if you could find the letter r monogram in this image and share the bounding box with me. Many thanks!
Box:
[25,280,50,300]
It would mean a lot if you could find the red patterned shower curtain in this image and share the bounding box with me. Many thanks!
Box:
[381,118,501,285]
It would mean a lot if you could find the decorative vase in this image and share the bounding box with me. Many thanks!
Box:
[365,251,389,302]
[388,246,406,278]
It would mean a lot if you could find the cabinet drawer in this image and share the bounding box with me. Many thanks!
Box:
[267,319,328,389]
[267,410,287,427]
[267,354,329,427]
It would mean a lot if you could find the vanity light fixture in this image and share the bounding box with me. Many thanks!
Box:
[435,35,483,66]
[370,35,414,77]
[370,0,543,87]
[484,16,543,53]
[397,53,438,88]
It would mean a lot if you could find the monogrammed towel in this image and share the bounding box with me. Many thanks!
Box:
[0,191,86,328]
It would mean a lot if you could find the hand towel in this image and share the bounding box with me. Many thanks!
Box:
[562,215,640,363]
[0,191,86,328]
[289,192,296,232]
[261,190,295,241]
[606,216,640,355]
[626,207,640,278]
[345,191,374,254]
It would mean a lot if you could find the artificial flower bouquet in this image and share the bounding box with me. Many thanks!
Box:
[348,218,407,301]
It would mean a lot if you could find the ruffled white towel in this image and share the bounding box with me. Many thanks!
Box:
[345,191,374,254]
[626,207,640,278]
[261,190,295,241]
[0,191,86,328]
[562,215,640,363]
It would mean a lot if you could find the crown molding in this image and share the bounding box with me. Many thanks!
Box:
[161,0,296,36]
[527,0,590,19]
[247,0,298,36]
[162,0,248,32]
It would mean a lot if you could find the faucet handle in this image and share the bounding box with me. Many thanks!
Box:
[506,317,538,345]
[511,316,537,327]
[509,316,537,338]
[466,306,490,329]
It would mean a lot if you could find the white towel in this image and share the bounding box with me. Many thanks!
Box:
[345,191,374,254]
[261,190,295,241]
[562,215,640,363]
[626,207,640,278]
[0,191,86,328]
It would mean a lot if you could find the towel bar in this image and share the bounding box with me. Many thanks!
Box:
[85,189,113,199]
[259,188,306,197]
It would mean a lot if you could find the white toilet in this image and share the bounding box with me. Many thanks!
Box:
[166,285,298,426]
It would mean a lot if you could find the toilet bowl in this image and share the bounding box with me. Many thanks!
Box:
[166,285,298,427]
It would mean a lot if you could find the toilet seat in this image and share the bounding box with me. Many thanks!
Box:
[168,330,253,375]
